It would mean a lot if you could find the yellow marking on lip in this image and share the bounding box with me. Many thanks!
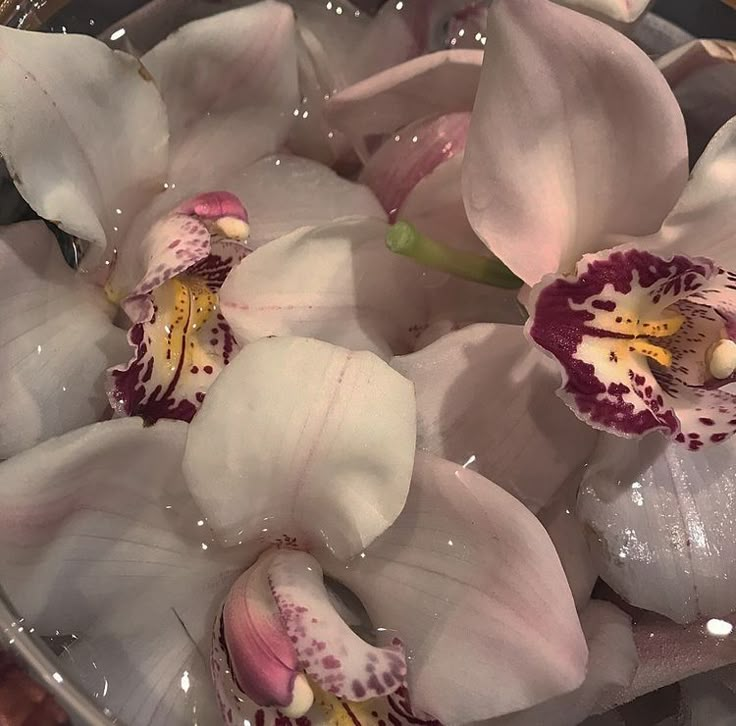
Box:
[629,339,672,367]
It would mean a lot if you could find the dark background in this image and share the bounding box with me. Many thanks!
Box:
[656,0,736,37]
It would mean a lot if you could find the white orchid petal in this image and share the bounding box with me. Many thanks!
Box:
[578,433,736,624]
[462,0,688,285]
[183,336,416,560]
[221,155,385,250]
[0,26,168,258]
[492,601,637,726]
[391,324,598,512]
[219,218,426,358]
[0,221,129,457]
[143,1,299,186]
[325,453,588,724]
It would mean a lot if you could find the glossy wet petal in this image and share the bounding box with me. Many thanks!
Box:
[142,1,299,187]
[325,453,588,724]
[492,601,637,726]
[462,0,688,286]
[391,324,598,511]
[183,336,416,559]
[658,39,736,161]
[0,25,168,262]
[327,50,482,142]
[0,221,129,458]
[578,433,736,624]
[360,113,470,221]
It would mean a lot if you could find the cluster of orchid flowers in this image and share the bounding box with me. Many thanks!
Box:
[3,0,736,724]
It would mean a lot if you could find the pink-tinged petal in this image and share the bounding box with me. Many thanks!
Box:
[527,245,732,444]
[539,481,599,611]
[109,190,250,312]
[220,155,385,250]
[325,453,588,724]
[647,117,736,271]
[219,218,427,358]
[327,50,482,142]
[391,324,598,511]
[578,432,736,624]
[270,550,406,700]
[657,39,736,161]
[0,221,129,458]
[107,276,239,423]
[492,601,637,726]
[360,112,471,220]
[142,2,299,187]
[0,26,168,262]
[556,0,651,23]
[0,417,244,629]
[462,0,688,286]
[183,336,416,559]
[217,554,304,712]
[0,415,247,726]
[602,611,736,710]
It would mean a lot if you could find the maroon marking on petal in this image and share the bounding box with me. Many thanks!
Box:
[322,656,341,670]
[699,417,715,426]
[352,681,367,698]
[712,433,729,442]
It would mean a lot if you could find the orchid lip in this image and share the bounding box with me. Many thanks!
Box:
[528,246,736,449]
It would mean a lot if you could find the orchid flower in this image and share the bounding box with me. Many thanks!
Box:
[0,336,588,726]
[0,1,385,456]
[453,0,736,450]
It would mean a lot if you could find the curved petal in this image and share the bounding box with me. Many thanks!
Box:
[0,221,129,458]
[221,155,385,250]
[657,39,736,162]
[219,218,427,358]
[647,117,736,270]
[578,432,736,624]
[142,2,299,186]
[325,453,588,725]
[0,25,168,261]
[492,601,637,726]
[327,50,482,141]
[360,113,470,220]
[391,324,598,511]
[270,550,406,699]
[462,0,688,286]
[183,336,417,560]
[0,416,250,726]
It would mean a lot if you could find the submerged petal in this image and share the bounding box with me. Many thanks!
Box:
[143,2,299,187]
[0,25,168,262]
[184,336,416,559]
[0,221,128,458]
[325,453,588,724]
[579,433,736,624]
[462,0,688,285]
[392,324,598,511]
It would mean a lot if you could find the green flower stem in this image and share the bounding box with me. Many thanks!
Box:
[386,221,523,290]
